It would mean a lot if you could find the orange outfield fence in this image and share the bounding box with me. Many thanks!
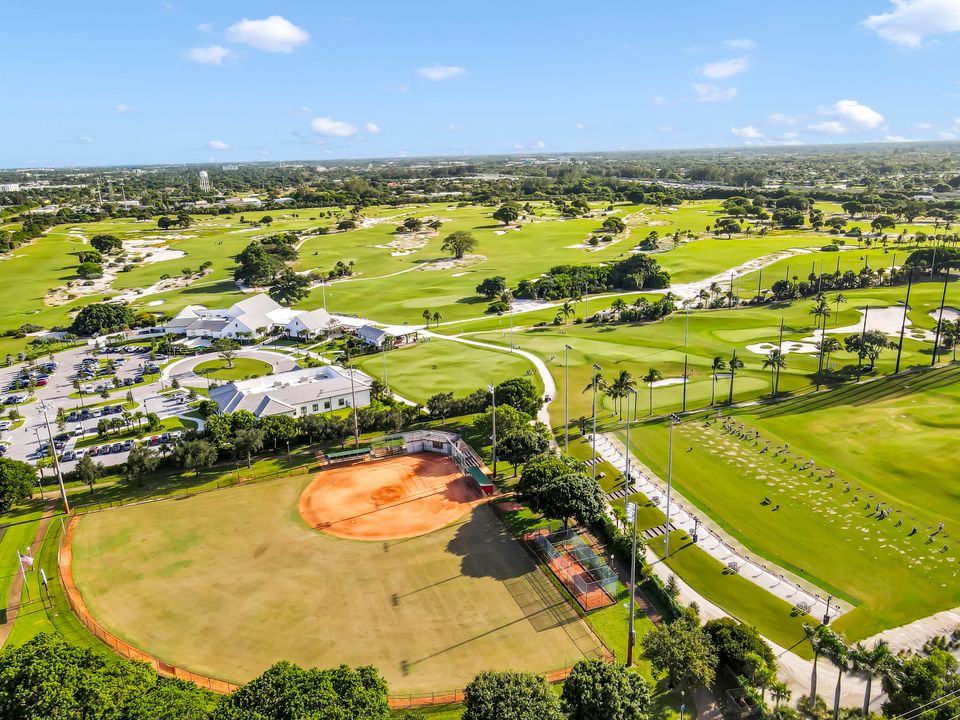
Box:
[59,515,614,707]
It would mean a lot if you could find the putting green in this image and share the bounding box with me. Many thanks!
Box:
[194,358,272,381]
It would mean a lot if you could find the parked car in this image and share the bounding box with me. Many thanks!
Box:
[148,435,160,446]
[61,450,76,462]
[111,442,123,453]
[0,421,10,431]
[88,446,100,457]
[122,439,134,451]
[99,445,111,455]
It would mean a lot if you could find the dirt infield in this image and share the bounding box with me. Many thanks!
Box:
[298,453,482,540]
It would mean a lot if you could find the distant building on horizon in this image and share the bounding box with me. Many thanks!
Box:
[198,170,211,193]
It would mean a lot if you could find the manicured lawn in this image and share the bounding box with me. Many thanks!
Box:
[70,476,602,693]
[194,357,272,381]
[623,364,960,641]
[355,339,541,403]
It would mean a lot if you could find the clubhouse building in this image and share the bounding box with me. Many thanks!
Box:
[209,365,373,419]
[164,293,336,341]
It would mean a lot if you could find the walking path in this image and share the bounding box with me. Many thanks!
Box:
[592,431,847,622]
[0,502,57,649]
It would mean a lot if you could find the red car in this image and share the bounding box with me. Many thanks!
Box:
[89,446,100,457]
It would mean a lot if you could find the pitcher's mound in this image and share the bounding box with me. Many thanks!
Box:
[298,453,482,540]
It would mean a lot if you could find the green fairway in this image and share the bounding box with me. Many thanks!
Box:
[194,358,272,381]
[356,339,541,403]
[622,364,960,640]
[70,471,604,694]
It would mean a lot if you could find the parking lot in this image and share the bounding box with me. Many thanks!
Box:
[0,342,200,472]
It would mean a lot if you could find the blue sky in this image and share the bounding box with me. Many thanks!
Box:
[3,0,960,167]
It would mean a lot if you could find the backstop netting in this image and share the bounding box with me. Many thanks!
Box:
[529,528,618,610]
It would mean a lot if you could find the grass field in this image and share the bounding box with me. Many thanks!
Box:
[356,339,541,403]
[193,358,272,382]
[70,471,604,694]
[620,364,960,640]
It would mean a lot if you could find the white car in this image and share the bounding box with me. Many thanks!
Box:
[0,421,10,431]
[74,448,86,459]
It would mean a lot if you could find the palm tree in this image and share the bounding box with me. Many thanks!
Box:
[710,356,726,405]
[821,630,849,720]
[422,309,431,327]
[762,349,787,396]
[611,298,627,316]
[820,337,842,371]
[610,370,636,419]
[432,311,442,326]
[811,297,832,330]
[560,301,574,323]
[709,281,722,302]
[697,288,710,308]
[575,415,589,435]
[850,640,892,717]
[833,293,847,324]
[642,368,662,416]
[727,351,744,405]
[771,681,791,709]
[804,623,828,703]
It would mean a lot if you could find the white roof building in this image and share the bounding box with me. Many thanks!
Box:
[165,293,336,340]
[209,365,372,418]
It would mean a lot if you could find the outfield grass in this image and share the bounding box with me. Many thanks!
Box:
[193,358,272,381]
[70,474,603,693]
[355,339,542,403]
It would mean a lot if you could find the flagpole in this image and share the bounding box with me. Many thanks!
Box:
[18,551,31,601]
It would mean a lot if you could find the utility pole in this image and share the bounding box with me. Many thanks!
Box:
[564,344,572,453]
[348,366,359,448]
[624,387,638,666]
[931,263,951,366]
[591,364,601,483]
[39,404,69,513]
[681,355,688,413]
[488,384,497,478]
[894,268,913,374]
[663,414,679,559]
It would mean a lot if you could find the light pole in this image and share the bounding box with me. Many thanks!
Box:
[39,404,69,513]
[895,267,914,374]
[591,364,601,483]
[488,384,497,478]
[663,413,679,559]
[509,303,514,352]
[563,344,572,453]
[381,344,388,385]
[931,262,951,366]
[348,365,360,448]
[625,387,639,666]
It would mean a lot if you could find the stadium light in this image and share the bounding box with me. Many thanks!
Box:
[663,413,680,558]
[563,345,572,453]
[488,384,497,479]
[591,364,601,483]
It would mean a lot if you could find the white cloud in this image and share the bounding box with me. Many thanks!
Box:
[883,134,912,142]
[310,116,357,137]
[820,99,885,129]
[416,65,465,81]
[692,83,737,102]
[575,122,587,130]
[512,144,526,150]
[701,57,748,79]
[114,103,134,113]
[364,122,381,134]
[724,38,756,49]
[939,130,958,139]
[863,0,960,47]
[208,139,229,150]
[226,16,309,53]
[188,45,233,65]
[78,134,94,144]
[768,112,802,125]
[781,131,799,140]
[732,125,763,139]
[534,140,546,149]
[807,120,848,134]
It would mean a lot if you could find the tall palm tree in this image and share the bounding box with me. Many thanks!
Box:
[833,293,847,324]
[422,309,431,327]
[709,281,722,301]
[611,370,636,418]
[710,356,726,405]
[820,337,842,371]
[697,288,710,308]
[804,623,828,703]
[727,351,744,405]
[432,311,442,326]
[850,640,892,717]
[821,630,849,720]
[762,349,787,396]
[560,301,574,323]
[642,368,662,416]
[811,296,832,330]
[611,298,627,315]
